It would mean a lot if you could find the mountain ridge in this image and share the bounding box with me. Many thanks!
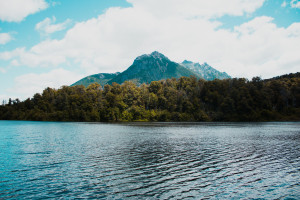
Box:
[180,60,230,81]
[71,72,120,87]
[72,51,230,87]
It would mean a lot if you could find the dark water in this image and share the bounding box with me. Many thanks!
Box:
[0,121,300,199]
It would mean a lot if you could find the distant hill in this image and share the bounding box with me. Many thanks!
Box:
[71,73,120,87]
[72,51,230,87]
[181,60,230,80]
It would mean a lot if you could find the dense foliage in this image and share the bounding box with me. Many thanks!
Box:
[1,73,300,122]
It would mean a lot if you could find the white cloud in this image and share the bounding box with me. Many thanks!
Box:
[0,7,222,73]
[0,0,48,22]
[0,32,13,45]
[7,68,83,100]
[225,17,300,77]
[1,0,299,84]
[35,16,71,35]
[290,0,300,8]
[0,48,25,60]
[0,67,6,73]
[127,0,265,18]
[281,1,287,7]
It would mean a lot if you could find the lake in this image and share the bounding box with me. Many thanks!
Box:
[0,121,299,199]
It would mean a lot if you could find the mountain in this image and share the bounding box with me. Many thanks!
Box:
[71,73,120,87]
[107,51,200,85]
[72,51,230,87]
[181,60,231,80]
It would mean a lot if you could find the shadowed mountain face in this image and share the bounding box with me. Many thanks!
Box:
[108,51,200,85]
[72,51,231,87]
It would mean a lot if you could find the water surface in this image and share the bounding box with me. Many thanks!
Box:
[0,121,300,199]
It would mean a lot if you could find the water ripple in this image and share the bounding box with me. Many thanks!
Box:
[0,121,300,199]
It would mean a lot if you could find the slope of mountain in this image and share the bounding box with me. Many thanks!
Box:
[181,60,230,80]
[107,51,200,85]
[71,51,231,87]
[71,73,120,87]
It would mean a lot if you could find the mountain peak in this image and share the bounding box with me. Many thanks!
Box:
[181,61,231,80]
[108,51,198,85]
[182,60,193,64]
[150,51,169,61]
[72,51,231,87]
[135,51,168,62]
[150,51,164,57]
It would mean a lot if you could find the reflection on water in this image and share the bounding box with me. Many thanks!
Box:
[0,121,300,199]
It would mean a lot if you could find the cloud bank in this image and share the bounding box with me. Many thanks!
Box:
[35,16,71,36]
[8,68,82,98]
[291,0,300,8]
[0,32,13,45]
[0,0,48,22]
[127,0,265,18]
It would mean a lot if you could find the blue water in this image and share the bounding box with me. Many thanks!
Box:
[0,121,299,199]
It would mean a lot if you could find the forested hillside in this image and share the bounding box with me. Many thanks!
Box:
[1,73,299,122]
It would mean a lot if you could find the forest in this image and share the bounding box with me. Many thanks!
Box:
[0,73,299,122]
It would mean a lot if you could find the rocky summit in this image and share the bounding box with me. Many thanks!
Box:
[181,60,230,81]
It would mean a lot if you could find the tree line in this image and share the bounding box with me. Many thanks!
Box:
[0,73,299,122]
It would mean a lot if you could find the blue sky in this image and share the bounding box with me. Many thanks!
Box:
[0,0,299,102]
